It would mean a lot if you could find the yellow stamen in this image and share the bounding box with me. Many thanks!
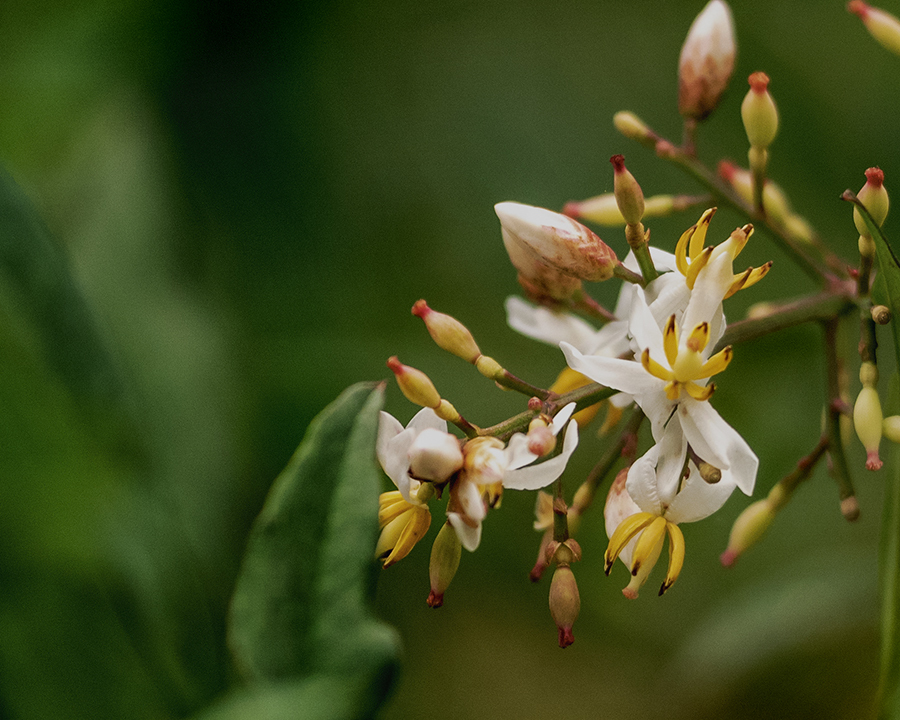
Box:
[685,322,710,353]
[659,522,686,596]
[605,511,656,574]
[631,516,667,576]
[698,346,733,378]
[642,348,674,382]
[381,505,432,567]
[689,208,716,261]
[379,491,411,526]
[663,315,679,368]
[664,381,682,401]
[685,381,716,401]
[674,224,696,276]
[685,245,714,289]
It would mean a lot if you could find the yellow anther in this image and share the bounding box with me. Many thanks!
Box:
[685,322,710,353]
[663,314,679,368]
[641,348,674,382]
[631,516,667,576]
[604,511,656,574]
[698,346,733,378]
[379,491,411,526]
[675,223,696,276]
[664,381,682,401]
[685,245,714,289]
[659,522,686,596]
[689,208,716,260]
[685,381,716,401]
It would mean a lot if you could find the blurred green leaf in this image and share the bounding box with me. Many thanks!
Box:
[228,382,400,715]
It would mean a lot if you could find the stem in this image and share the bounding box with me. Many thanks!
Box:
[613,262,645,286]
[878,443,900,719]
[822,318,857,517]
[569,289,616,323]
[494,370,551,400]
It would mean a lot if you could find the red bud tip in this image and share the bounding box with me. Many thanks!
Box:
[865,166,885,187]
[717,159,738,181]
[527,397,543,411]
[866,450,884,471]
[557,627,575,648]
[411,299,430,318]
[561,201,581,218]
[748,71,770,93]
[848,1,870,19]
[386,356,403,374]
[621,587,639,600]
[610,154,626,174]
[426,590,444,608]
[530,558,548,583]
[720,549,738,568]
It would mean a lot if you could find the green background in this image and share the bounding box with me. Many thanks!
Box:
[0,0,893,717]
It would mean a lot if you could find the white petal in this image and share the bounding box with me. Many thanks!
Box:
[653,421,690,504]
[505,296,600,351]
[562,343,660,396]
[680,252,731,343]
[604,471,643,568]
[505,431,538,471]
[583,319,630,358]
[406,406,448,434]
[665,466,737,524]
[503,420,579,491]
[376,411,404,469]
[624,447,664,516]
[448,512,482,551]
[628,289,667,362]
[678,400,758,495]
[549,403,577,434]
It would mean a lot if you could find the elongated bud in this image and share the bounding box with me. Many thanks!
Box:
[428,522,462,608]
[549,565,580,648]
[678,0,736,120]
[412,300,482,363]
[872,305,892,324]
[849,1,900,55]
[784,214,814,243]
[408,428,464,483]
[854,384,883,471]
[387,356,441,408]
[883,415,900,443]
[495,202,619,283]
[611,155,645,225]
[613,111,656,144]
[741,73,778,150]
[720,498,776,567]
[854,167,889,240]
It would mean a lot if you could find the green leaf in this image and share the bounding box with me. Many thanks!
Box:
[228,382,400,715]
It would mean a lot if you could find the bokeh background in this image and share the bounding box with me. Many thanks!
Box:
[0,0,895,717]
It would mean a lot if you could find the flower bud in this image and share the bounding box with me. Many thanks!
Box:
[741,73,778,150]
[495,202,619,283]
[854,385,883,470]
[849,1,900,56]
[527,419,556,457]
[720,498,776,567]
[860,360,879,387]
[611,155,645,225]
[784,214,814,243]
[613,111,655,143]
[387,356,441,408]
[883,415,900,443]
[853,167,889,240]
[678,0,736,120]
[462,436,507,487]
[499,218,583,302]
[698,462,722,484]
[427,522,462,608]
[549,565,580,648]
[407,428,464,483]
[872,305,892,324]
[376,494,432,568]
[411,299,482,363]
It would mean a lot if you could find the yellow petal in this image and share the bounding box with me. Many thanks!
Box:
[605,511,656,574]
[630,516,667,576]
[659,522,686,596]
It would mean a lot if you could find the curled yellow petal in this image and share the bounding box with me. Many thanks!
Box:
[605,511,656,574]
[630,516,667,576]
[659,522,686,596]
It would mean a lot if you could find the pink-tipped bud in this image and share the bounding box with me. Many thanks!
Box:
[549,565,580,648]
[495,201,619,283]
[427,521,462,608]
[611,155,645,225]
[411,299,482,363]
[613,111,656,143]
[407,428,464,483]
[387,356,441,408]
[854,167,889,238]
[853,374,883,471]
[741,72,779,150]
[678,0,737,120]
[849,1,900,55]
[720,498,776,567]
[527,421,556,457]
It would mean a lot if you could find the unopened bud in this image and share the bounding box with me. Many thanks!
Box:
[613,111,655,143]
[854,167,889,242]
[854,385,884,470]
[698,462,722,484]
[883,415,900,443]
[741,72,778,150]
[678,0,736,120]
[462,436,507,486]
[428,522,462,608]
[872,305,892,324]
[860,360,879,387]
[408,428,464,483]
[387,356,441,408]
[611,155,645,225]
[412,300,481,363]
[549,565,580,648]
[841,495,861,521]
[784,214,814,243]
[720,498,776,567]
[495,202,619,283]
[474,354,503,380]
[527,420,556,457]
[849,1,900,56]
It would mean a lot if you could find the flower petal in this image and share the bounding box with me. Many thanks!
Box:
[505,296,599,351]
[448,512,482,551]
[503,420,579,490]
[562,342,660,397]
[664,465,737,524]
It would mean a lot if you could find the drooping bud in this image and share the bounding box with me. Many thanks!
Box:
[495,202,619,283]
[549,565,580,648]
[849,1,900,56]
[387,356,441,408]
[678,0,736,120]
[407,428,464,483]
[741,73,778,150]
[854,362,883,470]
[720,498,776,567]
[853,167,889,245]
[611,155,645,225]
[872,305,892,324]
[427,522,462,608]
[718,160,791,223]
[613,111,656,144]
[376,492,432,568]
[412,300,482,363]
